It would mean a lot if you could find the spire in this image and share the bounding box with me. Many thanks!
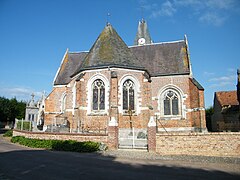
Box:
[29,93,35,107]
[134,19,152,45]
[79,24,140,70]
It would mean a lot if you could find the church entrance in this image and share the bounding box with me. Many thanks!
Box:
[118,128,147,149]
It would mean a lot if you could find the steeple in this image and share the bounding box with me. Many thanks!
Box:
[79,23,141,70]
[134,19,152,46]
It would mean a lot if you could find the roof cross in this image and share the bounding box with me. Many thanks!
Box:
[106,12,111,25]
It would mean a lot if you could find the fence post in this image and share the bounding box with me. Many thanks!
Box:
[29,121,32,131]
[77,120,80,133]
[148,116,156,153]
[21,118,23,130]
[108,117,118,150]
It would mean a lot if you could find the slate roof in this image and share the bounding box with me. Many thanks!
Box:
[130,41,190,76]
[190,78,204,90]
[216,91,239,106]
[54,24,191,85]
[76,24,142,73]
[54,52,88,85]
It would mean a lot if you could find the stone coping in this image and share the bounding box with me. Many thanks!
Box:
[156,132,240,136]
[13,129,108,136]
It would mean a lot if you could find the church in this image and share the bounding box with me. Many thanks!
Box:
[43,19,206,145]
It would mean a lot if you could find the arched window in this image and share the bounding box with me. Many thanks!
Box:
[92,79,105,111]
[163,90,180,115]
[123,79,135,111]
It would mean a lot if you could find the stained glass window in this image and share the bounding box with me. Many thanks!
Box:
[163,90,179,115]
[123,79,135,110]
[92,79,105,111]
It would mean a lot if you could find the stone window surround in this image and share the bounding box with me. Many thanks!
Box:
[118,74,141,115]
[157,84,186,119]
[87,73,109,116]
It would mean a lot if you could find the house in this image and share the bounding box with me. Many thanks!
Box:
[43,20,206,148]
[211,70,240,132]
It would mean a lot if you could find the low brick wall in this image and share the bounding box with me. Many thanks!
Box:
[13,130,108,146]
[156,132,240,157]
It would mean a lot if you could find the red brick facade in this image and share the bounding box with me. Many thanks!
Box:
[45,69,206,134]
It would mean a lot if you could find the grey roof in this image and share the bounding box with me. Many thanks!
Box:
[76,24,142,73]
[190,78,204,90]
[54,24,191,85]
[134,19,152,45]
[54,52,88,85]
[130,41,190,76]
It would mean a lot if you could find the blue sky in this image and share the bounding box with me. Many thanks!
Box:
[0,0,240,108]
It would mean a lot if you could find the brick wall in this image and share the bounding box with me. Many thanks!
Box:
[13,130,108,146]
[156,132,240,156]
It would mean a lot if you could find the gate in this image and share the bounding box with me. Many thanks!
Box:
[118,128,147,149]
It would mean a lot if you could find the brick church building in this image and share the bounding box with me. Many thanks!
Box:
[44,20,206,148]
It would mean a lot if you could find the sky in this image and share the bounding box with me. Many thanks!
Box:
[0,0,240,108]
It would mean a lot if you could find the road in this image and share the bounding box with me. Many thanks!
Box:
[0,133,239,180]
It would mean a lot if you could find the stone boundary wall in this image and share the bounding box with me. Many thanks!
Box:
[13,130,108,146]
[156,132,240,157]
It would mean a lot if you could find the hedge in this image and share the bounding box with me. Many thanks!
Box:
[11,136,100,153]
[3,130,13,137]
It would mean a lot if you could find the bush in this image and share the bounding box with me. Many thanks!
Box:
[16,121,32,131]
[11,136,100,153]
[3,130,13,137]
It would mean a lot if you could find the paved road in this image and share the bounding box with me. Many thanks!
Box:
[0,135,239,180]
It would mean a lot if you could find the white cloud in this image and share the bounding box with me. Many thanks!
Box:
[199,12,227,26]
[208,74,236,88]
[140,0,238,26]
[205,0,236,10]
[203,71,215,76]
[0,87,43,101]
[209,81,233,88]
[149,1,177,18]
[208,75,235,82]
[174,0,236,9]
[227,68,236,72]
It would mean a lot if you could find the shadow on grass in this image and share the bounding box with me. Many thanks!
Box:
[0,149,239,180]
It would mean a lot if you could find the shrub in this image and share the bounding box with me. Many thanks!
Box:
[16,121,32,131]
[3,130,13,137]
[11,136,100,153]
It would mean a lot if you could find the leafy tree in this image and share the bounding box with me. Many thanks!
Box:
[205,106,214,132]
[0,96,26,123]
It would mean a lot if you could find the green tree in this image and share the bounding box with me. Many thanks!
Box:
[0,96,26,123]
[205,106,214,132]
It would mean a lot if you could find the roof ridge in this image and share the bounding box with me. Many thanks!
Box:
[129,39,185,48]
[216,90,237,93]
[68,51,89,54]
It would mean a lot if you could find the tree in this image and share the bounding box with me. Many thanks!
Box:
[0,96,26,123]
[205,106,214,132]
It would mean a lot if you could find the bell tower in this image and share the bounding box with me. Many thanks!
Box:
[134,19,153,45]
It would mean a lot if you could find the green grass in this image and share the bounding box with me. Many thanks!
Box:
[3,130,13,137]
[11,136,100,153]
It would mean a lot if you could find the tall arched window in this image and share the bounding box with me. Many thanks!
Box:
[163,90,180,115]
[123,79,135,111]
[92,79,105,111]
